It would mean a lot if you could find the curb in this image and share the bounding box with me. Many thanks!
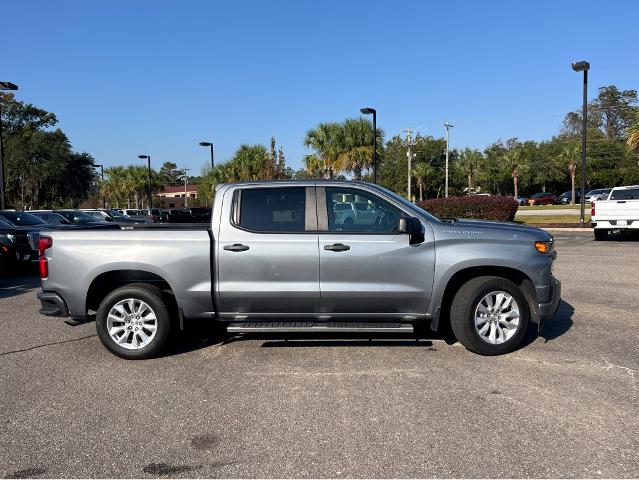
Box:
[540,227,593,232]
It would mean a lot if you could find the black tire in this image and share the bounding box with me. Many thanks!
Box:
[96,283,172,360]
[450,276,530,356]
[594,229,608,241]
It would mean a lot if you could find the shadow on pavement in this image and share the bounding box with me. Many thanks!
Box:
[0,272,40,299]
[539,299,574,343]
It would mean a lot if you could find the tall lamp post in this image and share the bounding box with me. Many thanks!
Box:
[138,155,153,209]
[94,163,105,208]
[444,122,453,198]
[0,81,19,210]
[360,107,377,184]
[572,60,590,227]
[199,141,214,169]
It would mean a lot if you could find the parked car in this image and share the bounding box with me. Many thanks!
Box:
[31,210,118,228]
[591,185,639,240]
[37,180,561,360]
[0,215,41,263]
[527,192,557,206]
[0,232,17,272]
[164,209,193,223]
[585,188,612,203]
[81,209,152,224]
[29,211,72,225]
[517,196,528,206]
[555,190,584,205]
[183,207,211,222]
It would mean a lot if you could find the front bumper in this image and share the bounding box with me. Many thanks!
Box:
[37,290,70,317]
[539,276,561,320]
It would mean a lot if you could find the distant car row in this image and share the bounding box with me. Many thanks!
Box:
[517,188,612,206]
[0,207,211,272]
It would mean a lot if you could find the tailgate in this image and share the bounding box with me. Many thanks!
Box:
[594,199,639,220]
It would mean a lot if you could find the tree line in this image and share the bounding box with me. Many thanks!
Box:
[2,84,638,209]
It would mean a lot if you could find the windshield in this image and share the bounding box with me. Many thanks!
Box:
[103,209,126,219]
[373,185,440,222]
[57,211,99,224]
[0,211,47,226]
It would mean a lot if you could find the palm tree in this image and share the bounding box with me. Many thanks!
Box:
[628,111,639,156]
[411,162,432,202]
[502,149,528,199]
[457,148,482,195]
[559,144,580,205]
[303,122,342,178]
[336,118,377,180]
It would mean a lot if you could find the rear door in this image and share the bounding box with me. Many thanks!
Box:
[318,185,435,316]
[216,185,320,315]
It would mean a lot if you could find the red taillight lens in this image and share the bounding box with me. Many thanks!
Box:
[38,236,53,279]
[591,202,595,217]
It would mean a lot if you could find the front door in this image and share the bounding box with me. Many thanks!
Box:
[318,186,435,316]
[217,185,320,315]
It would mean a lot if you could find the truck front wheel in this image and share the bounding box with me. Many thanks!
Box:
[450,276,530,355]
[96,283,171,360]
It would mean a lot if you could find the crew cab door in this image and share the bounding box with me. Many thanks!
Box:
[216,185,320,315]
[318,186,435,316]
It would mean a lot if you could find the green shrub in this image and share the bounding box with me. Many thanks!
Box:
[417,196,519,222]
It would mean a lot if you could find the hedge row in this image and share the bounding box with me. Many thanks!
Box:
[417,195,519,222]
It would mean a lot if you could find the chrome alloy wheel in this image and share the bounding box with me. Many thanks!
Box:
[106,298,158,350]
[474,291,520,345]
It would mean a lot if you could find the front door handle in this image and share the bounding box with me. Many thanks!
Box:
[324,243,350,252]
[223,243,249,252]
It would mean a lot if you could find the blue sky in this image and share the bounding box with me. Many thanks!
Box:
[4,0,638,173]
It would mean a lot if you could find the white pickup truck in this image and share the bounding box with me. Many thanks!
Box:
[591,185,639,240]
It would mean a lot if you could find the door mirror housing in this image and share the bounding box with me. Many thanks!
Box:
[398,216,421,234]
[398,216,425,244]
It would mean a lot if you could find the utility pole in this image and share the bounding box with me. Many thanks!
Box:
[403,128,413,200]
[444,122,453,198]
[182,168,191,207]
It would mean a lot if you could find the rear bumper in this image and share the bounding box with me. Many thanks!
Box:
[539,276,561,320]
[592,220,639,230]
[37,290,70,317]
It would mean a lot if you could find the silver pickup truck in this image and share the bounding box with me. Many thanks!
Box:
[37,180,561,359]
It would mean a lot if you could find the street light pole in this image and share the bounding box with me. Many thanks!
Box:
[94,164,105,208]
[182,168,191,208]
[360,107,377,184]
[138,155,152,209]
[572,61,590,227]
[0,82,19,210]
[444,122,453,198]
[199,141,214,169]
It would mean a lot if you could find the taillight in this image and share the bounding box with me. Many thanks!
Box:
[38,236,53,279]
[591,202,595,217]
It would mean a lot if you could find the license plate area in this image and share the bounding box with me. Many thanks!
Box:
[617,219,628,226]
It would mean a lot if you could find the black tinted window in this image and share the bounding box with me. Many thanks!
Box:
[326,188,404,233]
[238,187,305,232]
[610,188,639,200]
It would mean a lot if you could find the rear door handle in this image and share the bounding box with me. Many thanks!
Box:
[324,243,350,252]
[223,244,249,252]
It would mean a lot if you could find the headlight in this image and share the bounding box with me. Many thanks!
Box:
[6,234,15,243]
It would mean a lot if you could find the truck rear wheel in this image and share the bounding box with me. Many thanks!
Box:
[594,229,608,241]
[96,283,171,360]
[450,276,529,355]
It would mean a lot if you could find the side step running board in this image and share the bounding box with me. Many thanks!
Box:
[227,321,414,333]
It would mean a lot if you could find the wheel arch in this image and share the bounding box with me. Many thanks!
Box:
[86,269,178,314]
[431,265,537,332]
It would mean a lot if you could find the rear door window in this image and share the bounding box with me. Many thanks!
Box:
[610,188,639,200]
[237,187,306,232]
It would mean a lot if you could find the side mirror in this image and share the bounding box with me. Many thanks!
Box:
[398,216,422,234]
[399,216,425,244]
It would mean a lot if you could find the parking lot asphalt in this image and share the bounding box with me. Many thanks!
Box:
[0,231,638,478]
